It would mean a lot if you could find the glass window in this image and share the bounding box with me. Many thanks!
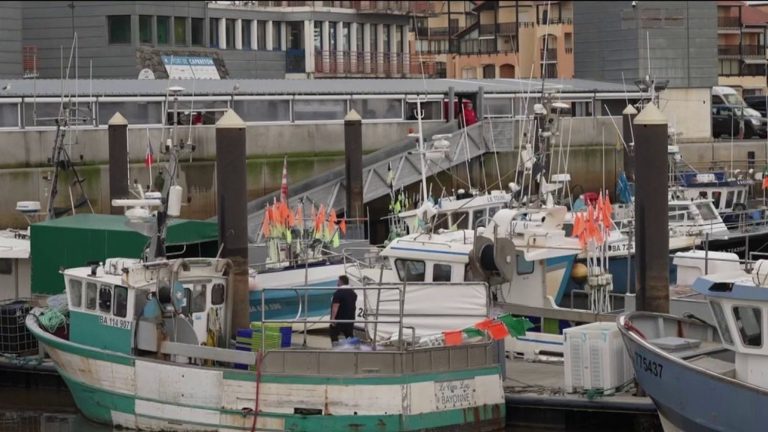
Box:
[108,15,131,44]
[98,101,162,125]
[517,254,534,275]
[669,205,687,222]
[233,99,291,122]
[257,21,266,50]
[113,285,128,318]
[212,283,225,306]
[225,19,235,49]
[69,279,82,308]
[711,301,733,345]
[342,22,350,51]
[452,211,469,230]
[210,18,219,48]
[157,16,171,45]
[695,202,719,221]
[98,285,112,313]
[489,206,500,218]
[293,99,346,121]
[725,191,735,209]
[711,191,722,209]
[473,209,487,228]
[486,98,513,116]
[734,306,762,347]
[0,259,11,275]
[139,15,153,44]
[433,264,452,282]
[191,18,204,46]
[24,103,61,127]
[188,284,206,313]
[0,103,18,127]
[243,20,251,49]
[273,21,281,50]
[86,282,97,310]
[313,20,322,52]
[174,17,187,46]
[350,99,402,120]
[329,21,337,51]
[394,259,426,282]
[405,101,441,120]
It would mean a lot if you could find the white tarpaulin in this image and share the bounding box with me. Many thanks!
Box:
[358,283,489,342]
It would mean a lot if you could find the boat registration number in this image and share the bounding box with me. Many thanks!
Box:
[634,352,663,379]
[434,379,476,410]
[99,315,132,330]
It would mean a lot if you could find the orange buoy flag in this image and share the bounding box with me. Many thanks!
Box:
[261,205,271,237]
[339,218,347,235]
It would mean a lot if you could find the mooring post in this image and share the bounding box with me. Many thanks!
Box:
[633,103,669,313]
[344,109,363,227]
[448,86,455,124]
[215,109,250,338]
[622,104,638,182]
[107,112,129,215]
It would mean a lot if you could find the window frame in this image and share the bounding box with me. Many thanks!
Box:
[433,263,452,282]
[157,16,171,45]
[516,254,534,275]
[211,283,225,306]
[98,284,113,313]
[108,15,132,45]
[139,15,153,44]
[113,285,129,318]
[394,259,426,282]
[85,282,98,310]
[69,279,83,309]
[733,304,763,348]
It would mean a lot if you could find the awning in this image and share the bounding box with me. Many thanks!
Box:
[743,58,768,64]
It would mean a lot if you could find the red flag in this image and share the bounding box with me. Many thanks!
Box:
[328,208,338,233]
[261,205,271,237]
[280,156,288,203]
[144,139,154,168]
[602,192,613,228]
[487,322,510,340]
[443,330,463,346]
[295,205,304,230]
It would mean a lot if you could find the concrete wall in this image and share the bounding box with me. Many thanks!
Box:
[221,50,285,79]
[574,1,717,88]
[659,88,712,142]
[0,120,449,168]
[0,2,23,78]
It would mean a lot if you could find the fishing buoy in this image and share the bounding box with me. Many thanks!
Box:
[571,262,588,283]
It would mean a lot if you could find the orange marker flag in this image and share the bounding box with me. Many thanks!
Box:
[339,218,347,235]
[443,330,463,346]
[328,208,338,232]
[596,193,605,225]
[316,205,326,232]
[261,205,271,237]
[602,192,613,228]
[572,213,583,238]
[295,205,304,230]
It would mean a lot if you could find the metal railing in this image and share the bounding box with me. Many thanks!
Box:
[479,23,497,36]
[541,48,558,61]
[313,50,442,77]
[497,22,517,35]
[742,44,766,56]
[458,39,499,54]
[718,44,740,56]
[718,16,740,28]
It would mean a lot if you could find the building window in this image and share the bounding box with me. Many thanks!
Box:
[108,15,131,44]
[212,283,225,306]
[314,20,322,52]
[232,100,291,122]
[482,64,496,78]
[243,20,252,49]
[273,21,282,50]
[0,103,18,128]
[191,18,204,46]
[257,21,267,50]
[342,22,350,51]
[225,19,235,49]
[98,101,162,126]
[210,18,219,48]
[157,16,171,45]
[383,24,390,53]
[174,17,187,46]
[350,99,402,120]
[139,15,153,44]
[405,101,441,121]
[329,21,337,51]
[462,67,477,79]
[293,99,347,121]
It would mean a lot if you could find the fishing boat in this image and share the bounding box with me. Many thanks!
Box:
[25,114,507,431]
[617,258,768,432]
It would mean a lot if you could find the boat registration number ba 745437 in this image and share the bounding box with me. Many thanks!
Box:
[634,352,663,379]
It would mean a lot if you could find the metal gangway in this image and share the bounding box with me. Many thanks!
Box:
[246,120,496,240]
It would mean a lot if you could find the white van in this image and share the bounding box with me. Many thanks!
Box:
[712,86,747,107]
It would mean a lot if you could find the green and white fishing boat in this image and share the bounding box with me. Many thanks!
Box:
[25,111,506,431]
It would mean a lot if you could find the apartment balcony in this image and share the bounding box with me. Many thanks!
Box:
[537,17,573,25]
[718,16,740,28]
[314,50,438,77]
[742,44,766,56]
[458,39,503,55]
[541,63,558,79]
[718,44,740,56]
[479,23,496,37]
[497,23,517,35]
[426,26,461,39]
[540,48,558,61]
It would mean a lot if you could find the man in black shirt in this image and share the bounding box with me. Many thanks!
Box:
[330,275,357,343]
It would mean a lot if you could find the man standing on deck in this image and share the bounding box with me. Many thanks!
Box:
[330,275,357,344]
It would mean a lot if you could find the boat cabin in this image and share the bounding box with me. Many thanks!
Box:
[397,191,510,234]
[64,257,230,355]
[673,172,752,215]
[695,263,768,388]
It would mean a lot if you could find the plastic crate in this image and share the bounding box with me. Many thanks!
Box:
[564,322,633,393]
[249,322,283,351]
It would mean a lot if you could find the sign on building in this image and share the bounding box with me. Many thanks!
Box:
[161,56,220,80]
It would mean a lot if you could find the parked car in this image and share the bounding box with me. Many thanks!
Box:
[744,95,768,117]
[712,104,767,139]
